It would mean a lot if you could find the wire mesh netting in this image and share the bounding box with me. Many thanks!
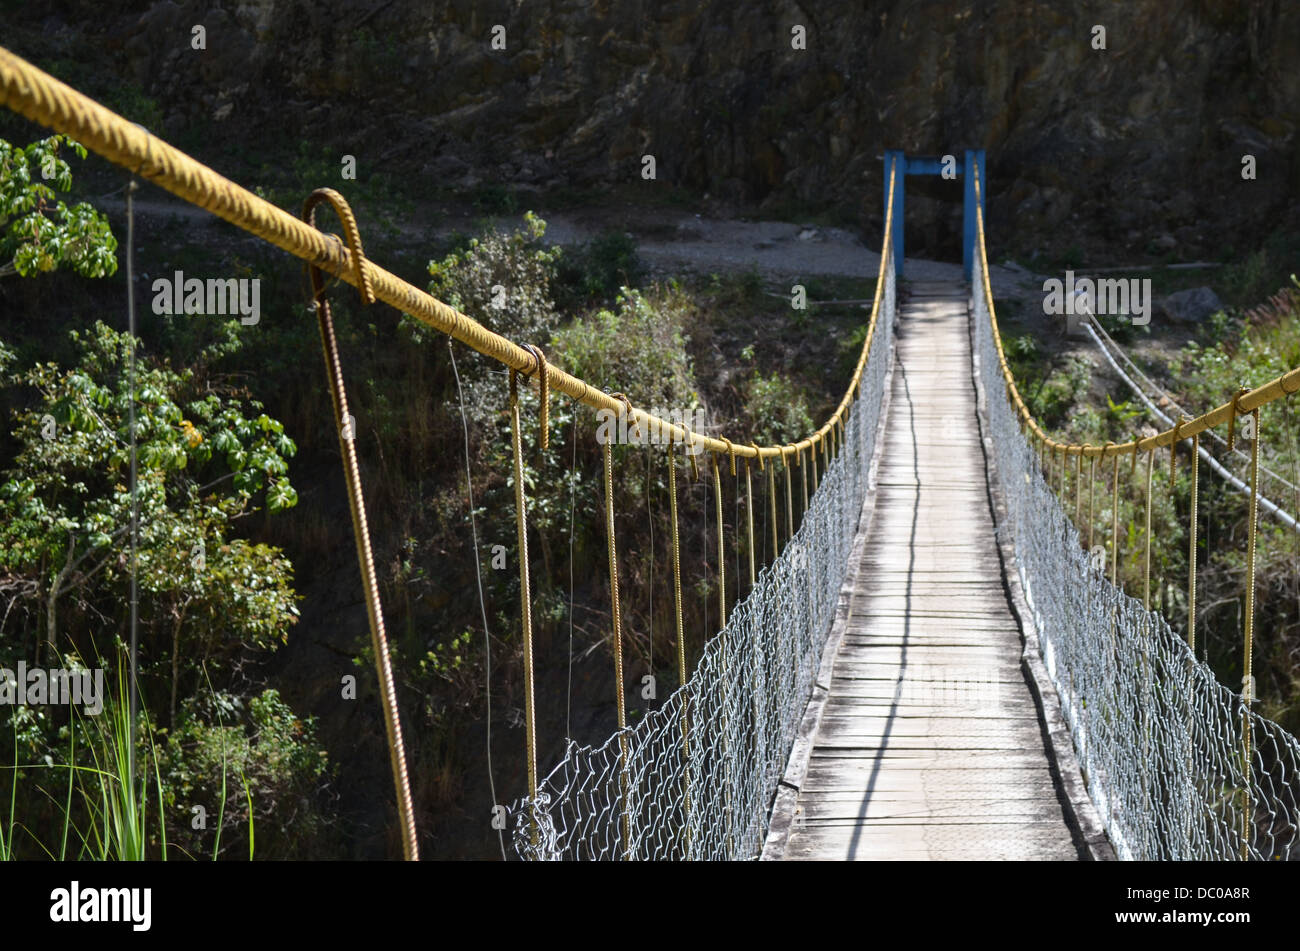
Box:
[506,245,897,860]
[972,247,1300,861]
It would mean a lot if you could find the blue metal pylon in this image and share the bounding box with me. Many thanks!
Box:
[882,149,986,281]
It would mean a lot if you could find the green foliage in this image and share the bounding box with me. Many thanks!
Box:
[555,229,644,308]
[0,135,118,279]
[1104,393,1143,425]
[157,688,326,859]
[744,372,814,446]
[1026,355,1091,425]
[414,212,562,435]
[471,184,519,216]
[72,668,168,861]
[706,266,765,308]
[552,285,699,411]
[423,211,560,344]
[0,321,300,696]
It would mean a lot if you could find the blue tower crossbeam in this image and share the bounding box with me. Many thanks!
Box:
[882,149,987,281]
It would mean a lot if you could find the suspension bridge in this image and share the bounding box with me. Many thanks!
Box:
[3,46,1300,861]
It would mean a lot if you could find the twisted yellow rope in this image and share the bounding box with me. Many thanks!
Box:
[602,437,632,857]
[1241,407,1261,859]
[508,369,538,846]
[0,46,908,469]
[303,189,417,861]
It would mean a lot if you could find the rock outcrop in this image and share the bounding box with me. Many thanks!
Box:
[19,0,1300,260]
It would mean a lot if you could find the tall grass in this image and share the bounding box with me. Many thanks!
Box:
[0,656,253,860]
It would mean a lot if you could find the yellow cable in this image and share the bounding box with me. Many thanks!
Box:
[509,371,538,846]
[1241,408,1261,859]
[601,438,631,857]
[304,189,417,862]
[0,46,914,468]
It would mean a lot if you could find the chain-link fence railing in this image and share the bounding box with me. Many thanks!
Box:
[973,245,1300,861]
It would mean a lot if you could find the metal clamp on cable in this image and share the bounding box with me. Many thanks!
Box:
[1227,385,1249,452]
[520,343,550,450]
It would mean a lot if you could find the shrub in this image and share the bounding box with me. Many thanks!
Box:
[554,229,644,309]
[552,285,698,411]
[158,688,328,859]
[743,372,814,446]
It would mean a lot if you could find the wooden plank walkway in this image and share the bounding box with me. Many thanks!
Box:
[781,282,1083,860]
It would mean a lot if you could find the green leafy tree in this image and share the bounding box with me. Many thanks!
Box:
[0,321,300,720]
[0,134,117,279]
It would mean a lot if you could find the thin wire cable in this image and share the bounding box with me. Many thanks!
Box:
[446,341,506,861]
[125,177,139,805]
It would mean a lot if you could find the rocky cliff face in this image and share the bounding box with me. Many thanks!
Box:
[29,0,1300,258]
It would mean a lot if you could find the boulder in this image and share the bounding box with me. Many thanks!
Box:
[1161,287,1223,324]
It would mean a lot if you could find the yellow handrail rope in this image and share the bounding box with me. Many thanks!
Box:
[970,163,1300,461]
[1241,407,1261,859]
[508,369,539,845]
[0,46,901,470]
[302,188,417,862]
